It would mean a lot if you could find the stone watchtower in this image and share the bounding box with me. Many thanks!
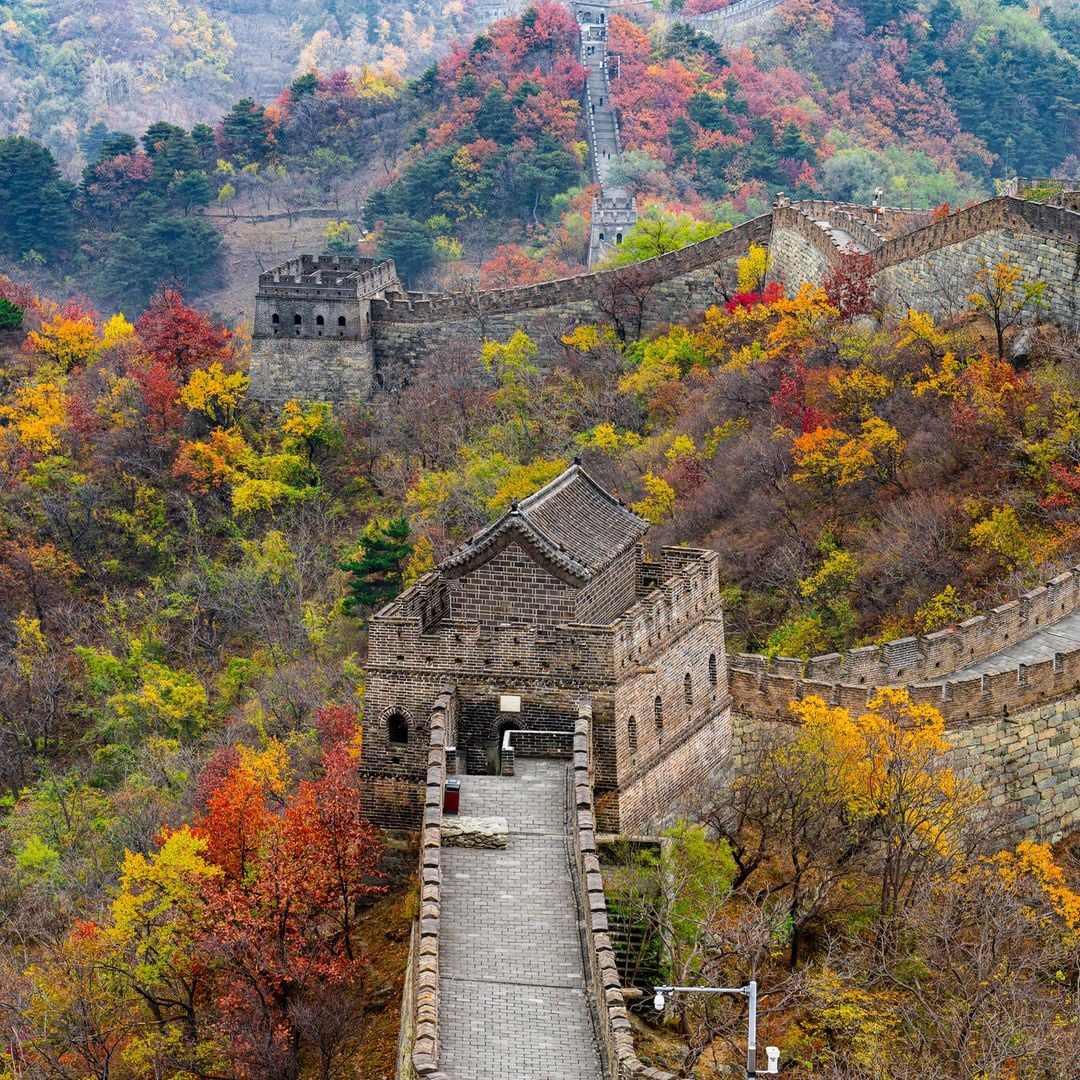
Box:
[248,254,403,405]
[588,192,638,267]
[360,463,733,834]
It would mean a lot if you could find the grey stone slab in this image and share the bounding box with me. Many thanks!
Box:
[437,759,604,1080]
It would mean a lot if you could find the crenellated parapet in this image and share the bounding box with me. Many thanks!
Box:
[730,565,1080,727]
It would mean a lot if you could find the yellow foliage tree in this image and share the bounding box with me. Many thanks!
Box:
[26,313,97,371]
[736,241,770,292]
[968,260,1047,360]
[791,417,904,490]
[631,471,675,523]
[0,381,69,456]
[790,688,983,917]
[179,363,249,427]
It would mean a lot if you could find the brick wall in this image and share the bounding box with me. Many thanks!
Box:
[448,543,579,626]
[576,544,640,625]
[248,335,375,405]
[730,691,1080,843]
[612,613,730,833]
[766,206,840,290]
[369,216,773,378]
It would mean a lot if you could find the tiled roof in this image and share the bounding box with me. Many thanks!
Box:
[440,463,648,584]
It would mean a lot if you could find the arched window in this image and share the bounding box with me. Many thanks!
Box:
[294,313,302,325]
[387,712,408,745]
[684,672,692,706]
[271,312,280,324]
[654,696,663,743]
[316,314,325,326]
[616,232,623,244]
[598,231,605,241]
[627,716,637,755]
[338,315,347,327]
[709,653,718,686]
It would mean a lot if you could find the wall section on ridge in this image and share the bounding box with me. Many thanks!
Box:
[369,216,773,386]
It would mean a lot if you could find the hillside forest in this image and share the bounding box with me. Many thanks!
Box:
[1,0,1080,1077]
[2,0,1080,309]
[1,235,1080,1075]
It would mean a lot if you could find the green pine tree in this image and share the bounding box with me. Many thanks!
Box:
[0,298,23,331]
[341,518,414,613]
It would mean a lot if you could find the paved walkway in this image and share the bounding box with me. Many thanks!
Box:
[438,758,604,1080]
[934,608,1080,682]
[583,40,622,189]
[816,220,867,254]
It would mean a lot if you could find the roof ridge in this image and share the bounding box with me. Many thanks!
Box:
[518,461,648,527]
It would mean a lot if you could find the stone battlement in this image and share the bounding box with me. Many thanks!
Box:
[256,253,399,299]
[372,216,769,324]
[731,565,1080,725]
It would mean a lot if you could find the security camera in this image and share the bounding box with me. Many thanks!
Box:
[653,991,665,1011]
[764,1046,780,1073]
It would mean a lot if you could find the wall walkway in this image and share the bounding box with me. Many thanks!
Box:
[437,760,605,1080]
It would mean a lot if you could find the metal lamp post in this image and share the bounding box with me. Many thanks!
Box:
[652,981,779,1077]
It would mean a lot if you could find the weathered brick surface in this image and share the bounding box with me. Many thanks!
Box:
[731,693,1080,843]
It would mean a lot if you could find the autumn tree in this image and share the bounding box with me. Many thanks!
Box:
[968,260,1048,360]
[822,252,876,318]
[194,741,385,1078]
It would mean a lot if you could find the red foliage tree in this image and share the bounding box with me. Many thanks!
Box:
[135,290,233,379]
[822,252,876,318]
[194,744,385,1078]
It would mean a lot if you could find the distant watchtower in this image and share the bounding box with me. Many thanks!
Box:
[249,254,403,405]
[588,192,637,267]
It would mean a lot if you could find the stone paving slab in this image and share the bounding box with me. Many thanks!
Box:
[438,758,604,1080]
[934,609,1080,681]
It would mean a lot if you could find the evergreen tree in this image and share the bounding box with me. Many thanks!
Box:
[0,298,23,331]
[376,215,436,285]
[220,98,271,163]
[0,137,75,260]
[476,87,516,145]
[341,518,413,613]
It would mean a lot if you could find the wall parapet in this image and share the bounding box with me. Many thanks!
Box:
[371,216,772,325]
[732,564,1080,690]
[730,569,1080,727]
[571,703,675,1080]
[771,204,846,266]
[790,198,930,239]
[871,196,1080,273]
[410,688,456,1080]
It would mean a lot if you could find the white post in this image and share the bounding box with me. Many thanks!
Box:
[746,979,757,1078]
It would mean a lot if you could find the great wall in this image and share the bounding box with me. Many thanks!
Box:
[382,463,1080,1080]
[249,188,1080,402]
[236,2,1080,1075]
